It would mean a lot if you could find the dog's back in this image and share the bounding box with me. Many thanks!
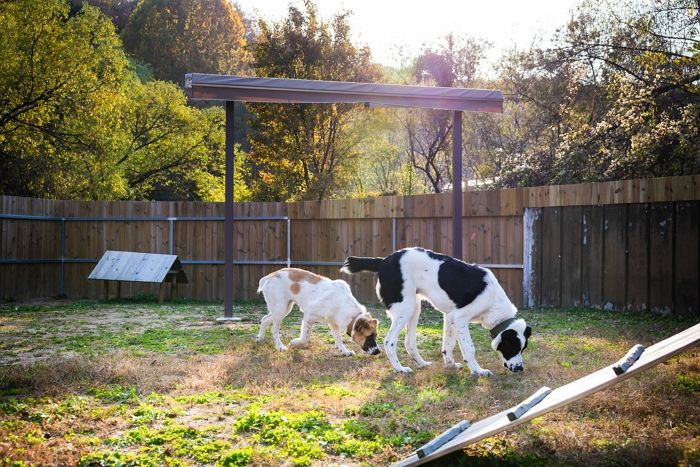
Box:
[258,268,330,303]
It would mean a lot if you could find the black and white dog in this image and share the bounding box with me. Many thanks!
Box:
[341,247,531,375]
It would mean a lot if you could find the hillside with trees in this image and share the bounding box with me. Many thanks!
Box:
[0,0,697,202]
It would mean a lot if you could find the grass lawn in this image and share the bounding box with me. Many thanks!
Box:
[0,299,698,466]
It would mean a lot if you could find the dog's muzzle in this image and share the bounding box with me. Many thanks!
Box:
[505,362,524,372]
[362,334,381,355]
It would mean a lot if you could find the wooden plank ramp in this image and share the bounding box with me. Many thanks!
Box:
[394,322,700,466]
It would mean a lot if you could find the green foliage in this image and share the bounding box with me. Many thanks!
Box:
[0,0,129,198]
[233,406,384,464]
[471,0,700,188]
[247,1,382,201]
[216,448,254,467]
[79,450,142,467]
[121,0,247,85]
[89,385,139,405]
[672,375,700,394]
[0,0,249,202]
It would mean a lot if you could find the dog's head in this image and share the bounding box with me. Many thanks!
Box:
[490,318,531,372]
[350,313,380,355]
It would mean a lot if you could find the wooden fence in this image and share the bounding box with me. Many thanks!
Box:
[2,175,699,313]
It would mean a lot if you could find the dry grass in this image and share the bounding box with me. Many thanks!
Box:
[0,299,698,466]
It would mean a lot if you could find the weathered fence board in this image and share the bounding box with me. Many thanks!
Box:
[675,202,699,315]
[581,206,605,307]
[626,204,649,311]
[560,206,582,307]
[540,207,562,307]
[603,205,627,310]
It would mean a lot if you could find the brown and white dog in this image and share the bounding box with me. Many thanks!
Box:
[256,268,381,356]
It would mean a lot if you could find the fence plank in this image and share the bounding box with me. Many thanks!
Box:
[674,202,699,315]
[648,203,675,313]
[626,204,649,311]
[560,206,583,307]
[581,206,604,307]
[540,208,562,307]
[602,205,627,310]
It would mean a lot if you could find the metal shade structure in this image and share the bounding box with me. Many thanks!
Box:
[185,73,504,318]
[186,74,503,112]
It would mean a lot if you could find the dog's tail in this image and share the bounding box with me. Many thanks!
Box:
[341,256,384,274]
[257,274,272,294]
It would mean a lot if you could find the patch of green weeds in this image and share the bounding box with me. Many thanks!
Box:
[174,391,241,405]
[0,388,29,397]
[89,385,139,405]
[386,430,433,448]
[418,387,446,403]
[672,375,700,394]
[46,326,247,357]
[0,399,30,417]
[357,401,396,416]
[1,458,34,467]
[216,447,254,467]
[233,406,386,465]
[459,437,548,466]
[78,450,145,467]
[96,424,232,465]
[130,403,168,426]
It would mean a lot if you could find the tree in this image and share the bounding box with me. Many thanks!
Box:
[399,34,489,193]
[121,0,247,86]
[0,0,249,201]
[0,0,130,198]
[246,1,381,201]
[481,0,700,187]
[71,0,138,31]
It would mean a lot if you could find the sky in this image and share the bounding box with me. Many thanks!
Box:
[238,0,583,69]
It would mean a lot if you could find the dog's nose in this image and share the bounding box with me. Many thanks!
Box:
[510,364,523,372]
[369,347,381,355]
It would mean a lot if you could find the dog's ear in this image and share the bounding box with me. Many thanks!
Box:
[372,318,379,326]
[525,326,532,339]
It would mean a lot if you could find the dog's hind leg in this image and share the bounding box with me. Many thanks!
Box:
[441,317,460,369]
[256,297,284,343]
[256,313,273,343]
[384,300,417,373]
[404,298,432,368]
[328,323,355,356]
[267,300,293,351]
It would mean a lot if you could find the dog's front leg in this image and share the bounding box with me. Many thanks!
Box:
[385,303,415,373]
[289,317,312,348]
[448,311,492,377]
[328,324,355,356]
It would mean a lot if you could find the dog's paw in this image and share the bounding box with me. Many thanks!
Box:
[471,368,493,377]
[289,338,308,347]
[275,344,288,351]
[444,362,462,370]
[340,349,356,356]
[417,360,433,368]
[395,366,413,374]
